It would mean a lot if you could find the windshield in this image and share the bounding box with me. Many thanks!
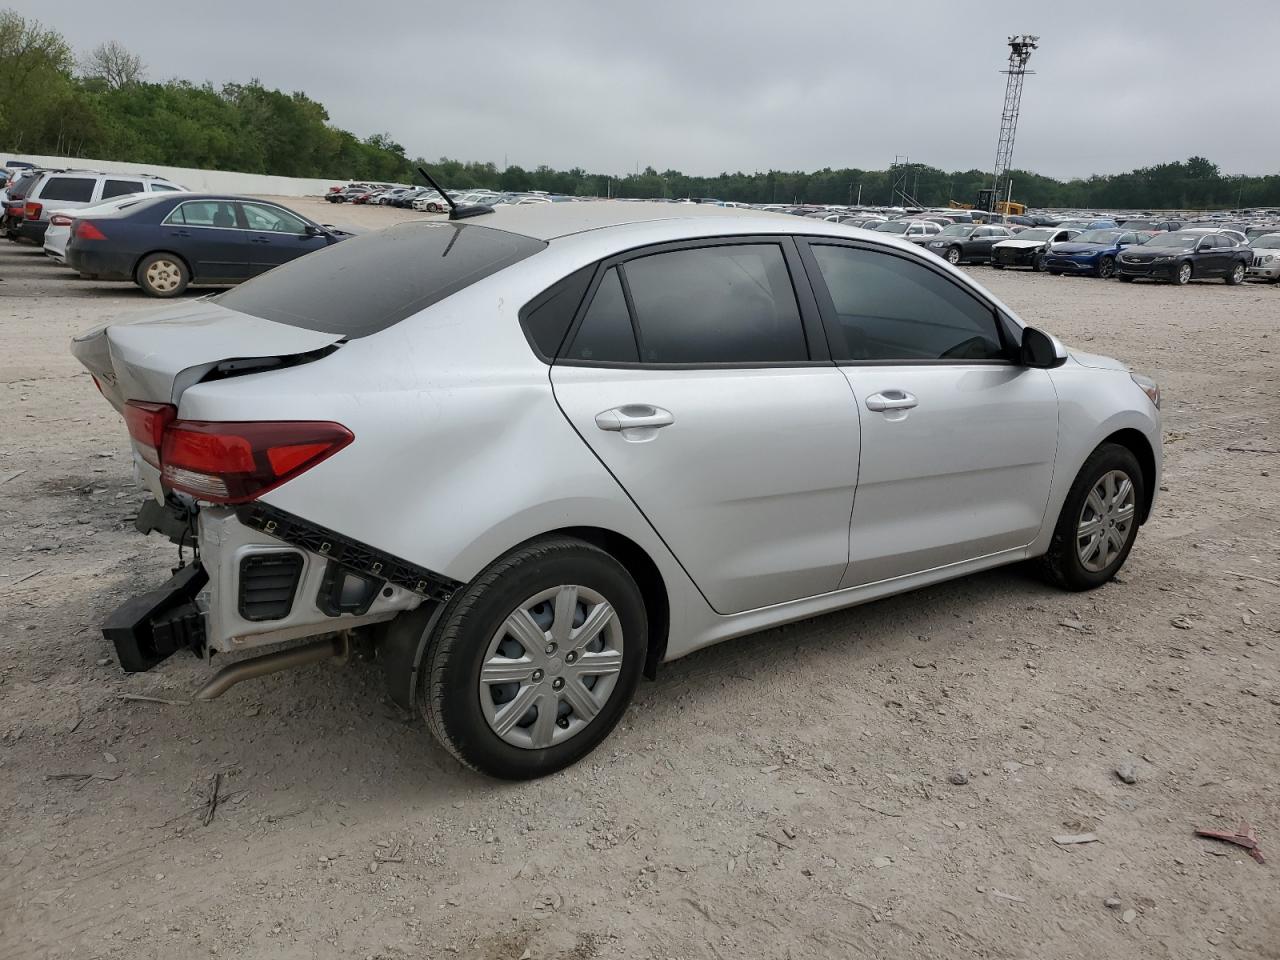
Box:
[1252,235,1280,248]
[1016,228,1055,241]
[1077,229,1123,244]
[939,225,976,237]
[1143,232,1200,248]
[874,221,911,234]
[215,221,546,338]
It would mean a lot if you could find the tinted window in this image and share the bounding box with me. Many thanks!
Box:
[810,244,1005,362]
[622,244,807,363]
[165,200,238,228]
[216,221,546,338]
[149,183,180,192]
[520,266,593,359]
[8,172,40,197]
[241,201,308,234]
[566,268,637,362]
[101,179,143,199]
[39,176,94,202]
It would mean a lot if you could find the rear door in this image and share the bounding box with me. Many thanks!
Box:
[799,238,1059,585]
[549,237,861,614]
[161,199,251,281]
[238,201,325,275]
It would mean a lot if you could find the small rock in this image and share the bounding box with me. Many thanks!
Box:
[1115,764,1138,785]
[1121,908,1137,924]
[948,769,970,786]
[96,657,110,666]
[1171,616,1193,630]
[1104,897,1122,909]
[103,752,117,764]
[1001,761,1022,774]
[872,856,893,868]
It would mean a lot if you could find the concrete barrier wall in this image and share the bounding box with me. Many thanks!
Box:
[1,151,344,197]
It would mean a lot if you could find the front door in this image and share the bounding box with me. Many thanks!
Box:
[161,199,250,282]
[239,201,326,276]
[550,239,860,614]
[800,238,1059,586]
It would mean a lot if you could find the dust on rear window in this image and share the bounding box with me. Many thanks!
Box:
[214,220,546,338]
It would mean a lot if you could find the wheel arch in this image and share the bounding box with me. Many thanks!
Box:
[1100,427,1157,523]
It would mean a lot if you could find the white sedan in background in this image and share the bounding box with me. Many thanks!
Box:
[72,203,1162,780]
[43,193,152,264]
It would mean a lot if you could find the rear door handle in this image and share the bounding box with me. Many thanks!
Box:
[595,405,675,432]
[865,390,918,412]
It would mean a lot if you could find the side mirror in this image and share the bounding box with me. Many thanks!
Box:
[1021,326,1068,369]
[304,223,328,238]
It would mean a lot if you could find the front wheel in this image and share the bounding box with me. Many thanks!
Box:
[1040,443,1144,591]
[1097,255,1115,279]
[1175,261,1193,285]
[1225,263,1245,285]
[1032,253,1046,272]
[135,252,189,298]
[945,246,962,265]
[419,537,646,779]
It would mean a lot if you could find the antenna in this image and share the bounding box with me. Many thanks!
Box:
[986,34,1038,214]
[416,166,493,221]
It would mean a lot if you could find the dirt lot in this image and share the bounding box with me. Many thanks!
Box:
[1,204,1278,960]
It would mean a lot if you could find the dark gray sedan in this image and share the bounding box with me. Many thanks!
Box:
[925,224,1015,265]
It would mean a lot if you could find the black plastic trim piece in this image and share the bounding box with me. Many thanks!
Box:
[235,503,460,603]
[102,563,208,672]
[315,559,380,617]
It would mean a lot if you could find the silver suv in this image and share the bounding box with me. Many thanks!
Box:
[15,169,184,244]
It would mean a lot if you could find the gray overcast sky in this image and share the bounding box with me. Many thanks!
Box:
[17,0,1280,179]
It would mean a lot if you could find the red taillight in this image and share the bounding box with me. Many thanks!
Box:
[24,201,41,220]
[75,220,107,241]
[123,401,352,502]
[160,419,353,504]
[49,214,73,227]
[124,401,176,468]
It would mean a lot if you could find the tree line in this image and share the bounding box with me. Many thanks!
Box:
[2,10,1277,211]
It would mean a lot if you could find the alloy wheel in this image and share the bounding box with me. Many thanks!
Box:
[946,247,961,265]
[479,585,624,749]
[145,259,181,293]
[1076,470,1136,573]
[1099,257,1115,278]
[1178,262,1192,284]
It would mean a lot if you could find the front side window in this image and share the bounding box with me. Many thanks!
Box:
[240,202,309,234]
[165,200,238,228]
[39,177,95,202]
[809,244,1006,363]
[622,244,808,363]
[101,179,143,199]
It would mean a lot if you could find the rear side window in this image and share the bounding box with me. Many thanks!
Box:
[566,268,638,363]
[39,176,94,202]
[101,179,143,199]
[149,183,180,192]
[216,221,546,338]
[809,244,1005,362]
[520,266,593,360]
[621,244,808,363]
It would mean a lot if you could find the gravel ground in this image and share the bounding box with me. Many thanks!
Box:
[1,205,1278,960]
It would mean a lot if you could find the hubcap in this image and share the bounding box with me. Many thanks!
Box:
[1179,263,1191,283]
[1076,470,1136,573]
[478,584,624,749]
[145,259,180,293]
[1233,266,1244,282]
[947,248,960,264]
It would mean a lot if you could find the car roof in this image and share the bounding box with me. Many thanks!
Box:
[478,200,791,241]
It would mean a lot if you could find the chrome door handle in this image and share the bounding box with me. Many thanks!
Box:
[595,405,675,432]
[865,390,918,412]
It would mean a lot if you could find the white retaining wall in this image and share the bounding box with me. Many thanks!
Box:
[2,151,339,197]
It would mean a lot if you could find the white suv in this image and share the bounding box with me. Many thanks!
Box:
[16,169,185,244]
[72,203,1162,780]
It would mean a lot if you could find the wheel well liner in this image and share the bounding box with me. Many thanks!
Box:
[1101,428,1157,523]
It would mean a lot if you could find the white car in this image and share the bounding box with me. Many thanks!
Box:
[42,193,153,263]
[411,190,452,212]
[991,227,1081,270]
[72,203,1162,780]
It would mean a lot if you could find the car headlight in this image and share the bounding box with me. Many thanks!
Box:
[1131,373,1160,409]
[1262,255,1275,264]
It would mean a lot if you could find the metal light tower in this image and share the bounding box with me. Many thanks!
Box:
[985,34,1038,213]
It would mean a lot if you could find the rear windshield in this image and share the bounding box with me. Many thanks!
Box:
[215,220,546,338]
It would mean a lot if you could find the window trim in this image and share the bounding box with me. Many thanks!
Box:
[795,236,1018,367]
[552,235,830,370]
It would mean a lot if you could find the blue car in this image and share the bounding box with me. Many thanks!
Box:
[65,194,357,297]
[1042,228,1152,279]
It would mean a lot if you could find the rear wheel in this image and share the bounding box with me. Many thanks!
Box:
[945,246,962,265]
[1097,255,1116,279]
[1175,261,1193,285]
[1041,443,1144,591]
[1225,262,1245,285]
[135,252,189,298]
[419,537,646,780]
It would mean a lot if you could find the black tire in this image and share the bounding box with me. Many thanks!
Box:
[1097,255,1115,279]
[991,262,1005,270]
[1040,443,1145,591]
[1225,262,1245,285]
[945,246,962,265]
[1174,261,1192,285]
[134,252,190,297]
[419,537,646,780]
[1032,253,1046,272]
[1118,274,1134,282]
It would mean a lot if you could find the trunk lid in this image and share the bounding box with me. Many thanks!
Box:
[71,298,345,410]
